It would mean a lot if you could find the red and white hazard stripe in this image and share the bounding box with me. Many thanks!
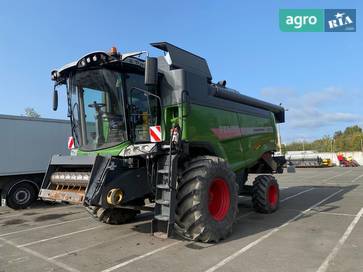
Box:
[68,136,75,150]
[149,125,161,142]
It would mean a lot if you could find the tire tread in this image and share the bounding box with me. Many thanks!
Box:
[252,175,279,214]
[175,156,238,242]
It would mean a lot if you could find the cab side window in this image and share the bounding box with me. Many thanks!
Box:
[126,73,159,142]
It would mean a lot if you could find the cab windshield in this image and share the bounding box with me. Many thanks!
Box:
[68,69,127,150]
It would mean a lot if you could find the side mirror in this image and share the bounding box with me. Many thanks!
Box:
[145,57,158,86]
[53,89,58,111]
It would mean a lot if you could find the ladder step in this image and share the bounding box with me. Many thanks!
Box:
[161,145,171,149]
[158,169,169,174]
[152,153,180,238]
[154,215,169,221]
[155,199,170,206]
[156,184,170,190]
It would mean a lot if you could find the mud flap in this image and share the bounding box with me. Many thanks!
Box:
[1,192,6,207]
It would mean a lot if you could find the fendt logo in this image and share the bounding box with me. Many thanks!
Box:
[325,9,356,32]
[280,9,356,32]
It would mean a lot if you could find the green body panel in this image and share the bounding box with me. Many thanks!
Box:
[76,141,131,157]
[182,104,278,172]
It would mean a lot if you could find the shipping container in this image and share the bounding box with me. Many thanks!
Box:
[0,114,70,208]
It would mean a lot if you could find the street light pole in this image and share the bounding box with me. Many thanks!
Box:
[302,139,305,152]
[277,124,282,153]
[331,139,334,152]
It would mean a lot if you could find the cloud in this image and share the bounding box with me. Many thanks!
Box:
[288,110,363,129]
[260,86,363,142]
[301,86,343,106]
[261,86,346,108]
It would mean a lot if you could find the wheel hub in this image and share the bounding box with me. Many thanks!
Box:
[208,178,230,221]
[268,184,278,206]
[15,189,31,204]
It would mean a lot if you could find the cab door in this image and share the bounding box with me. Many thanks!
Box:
[125,73,160,143]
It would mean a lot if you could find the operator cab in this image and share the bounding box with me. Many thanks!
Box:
[51,48,161,151]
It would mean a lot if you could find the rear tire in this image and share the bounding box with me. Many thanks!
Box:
[176,156,238,242]
[6,182,38,209]
[86,206,139,224]
[252,175,279,213]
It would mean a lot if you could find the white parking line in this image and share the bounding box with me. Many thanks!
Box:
[237,187,314,220]
[48,232,139,260]
[279,168,334,179]
[351,173,363,183]
[0,204,81,218]
[98,186,316,271]
[324,170,353,182]
[316,207,363,272]
[101,241,181,272]
[286,208,356,217]
[236,211,254,220]
[280,187,315,202]
[0,236,80,272]
[0,217,90,237]
[0,213,22,220]
[311,210,355,217]
[18,226,103,247]
[0,208,86,221]
[284,171,326,181]
[204,189,344,272]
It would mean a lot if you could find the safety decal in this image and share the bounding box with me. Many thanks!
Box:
[149,125,162,142]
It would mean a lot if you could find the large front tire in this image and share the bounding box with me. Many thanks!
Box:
[176,156,238,242]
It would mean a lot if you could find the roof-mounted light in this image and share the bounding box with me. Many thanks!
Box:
[51,70,59,81]
[110,46,118,56]
[76,52,110,68]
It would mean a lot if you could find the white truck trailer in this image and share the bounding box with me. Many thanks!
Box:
[0,114,70,209]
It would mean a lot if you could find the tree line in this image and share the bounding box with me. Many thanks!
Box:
[282,125,363,152]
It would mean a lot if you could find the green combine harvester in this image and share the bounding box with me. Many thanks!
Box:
[39,42,286,242]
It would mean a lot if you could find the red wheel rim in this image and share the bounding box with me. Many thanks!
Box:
[208,178,230,221]
[268,184,278,206]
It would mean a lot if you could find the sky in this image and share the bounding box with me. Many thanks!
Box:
[0,0,362,143]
